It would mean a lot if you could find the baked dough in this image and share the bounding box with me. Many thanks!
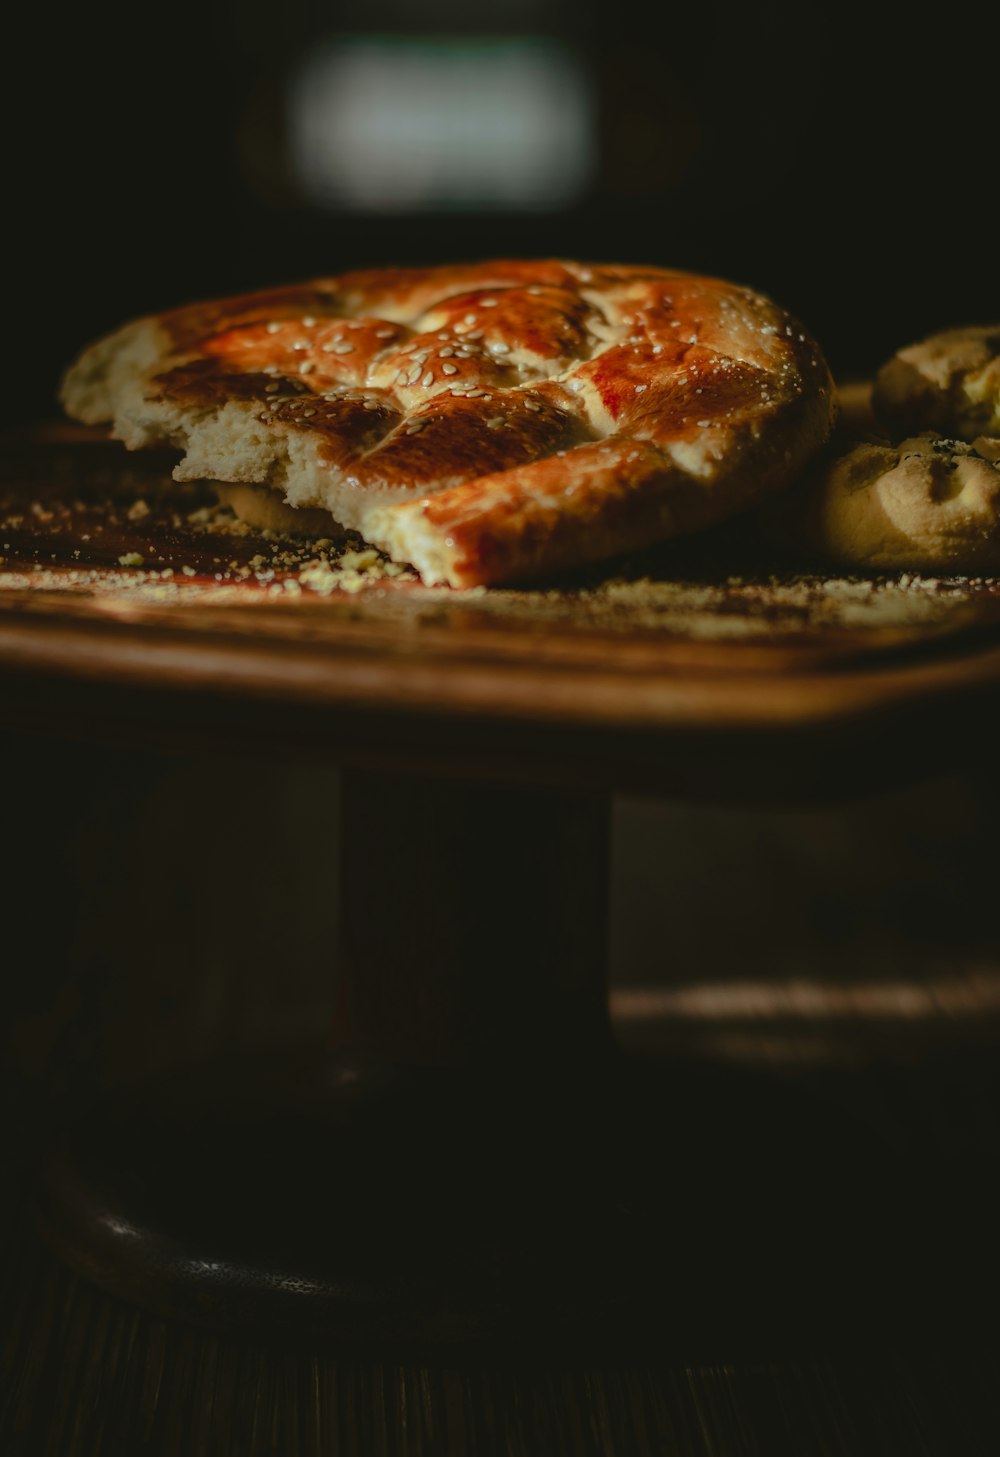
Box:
[768,333,1000,574]
[769,431,1000,572]
[60,261,835,587]
[872,324,1000,439]
[211,482,345,538]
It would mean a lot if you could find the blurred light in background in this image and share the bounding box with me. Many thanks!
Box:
[289,36,595,213]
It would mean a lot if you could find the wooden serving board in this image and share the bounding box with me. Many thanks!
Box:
[3,425,1000,795]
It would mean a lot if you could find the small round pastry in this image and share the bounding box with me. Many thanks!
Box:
[771,432,1000,572]
[872,324,1000,439]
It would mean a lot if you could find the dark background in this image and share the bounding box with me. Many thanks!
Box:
[3,0,995,430]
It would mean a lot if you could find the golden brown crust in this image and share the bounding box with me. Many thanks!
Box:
[60,260,836,586]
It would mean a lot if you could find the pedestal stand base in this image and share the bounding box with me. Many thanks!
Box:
[37,1048,629,1348]
[31,768,1000,1354]
[35,1043,994,1356]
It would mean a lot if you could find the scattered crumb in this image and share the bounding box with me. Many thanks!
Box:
[340,548,380,571]
[2,479,999,648]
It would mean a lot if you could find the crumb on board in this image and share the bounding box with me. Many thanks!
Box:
[0,486,423,606]
[1,482,999,639]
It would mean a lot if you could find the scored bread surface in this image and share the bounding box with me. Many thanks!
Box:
[61,260,836,586]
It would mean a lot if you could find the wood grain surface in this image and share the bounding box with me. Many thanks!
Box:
[2,1211,998,1457]
[4,426,1000,796]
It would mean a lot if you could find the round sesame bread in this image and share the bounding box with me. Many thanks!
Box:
[60,261,836,587]
[872,324,1000,440]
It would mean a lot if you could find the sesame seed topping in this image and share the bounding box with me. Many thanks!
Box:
[422,371,434,387]
[441,362,458,375]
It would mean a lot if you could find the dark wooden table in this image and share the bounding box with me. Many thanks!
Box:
[3,427,1000,1453]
